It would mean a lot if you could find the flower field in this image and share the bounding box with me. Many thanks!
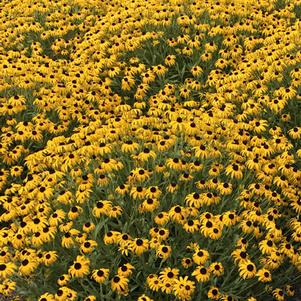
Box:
[0,0,301,300]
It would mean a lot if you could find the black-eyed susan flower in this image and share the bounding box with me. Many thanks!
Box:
[121,140,140,153]
[166,182,179,193]
[192,248,209,265]
[57,274,70,286]
[83,296,96,301]
[191,65,203,77]
[225,163,244,179]
[139,198,160,213]
[19,258,39,276]
[130,186,147,200]
[272,288,285,301]
[169,206,187,223]
[103,231,120,245]
[164,55,176,66]
[80,240,97,254]
[137,295,154,301]
[259,239,276,255]
[192,266,211,282]
[182,257,193,268]
[82,222,95,233]
[92,200,112,218]
[43,251,58,266]
[118,263,134,277]
[207,287,220,300]
[156,245,172,260]
[159,267,179,284]
[0,1,301,300]
[185,192,202,209]
[108,206,123,218]
[210,262,224,277]
[154,212,169,225]
[285,285,295,297]
[0,262,16,279]
[54,286,77,301]
[238,261,257,279]
[146,186,161,199]
[183,219,200,233]
[220,294,236,301]
[91,268,109,284]
[111,275,129,296]
[131,238,149,256]
[147,274,161,292]
[68,205,83,220]
[61,232,75,248]
[256,268,272,282]
[68,255,90,278]
[38,292,55,301]
[173,276,196,301]
[115,184,129,195]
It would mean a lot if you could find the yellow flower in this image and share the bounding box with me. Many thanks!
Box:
[173,276,196,301]
[272,288,285,301]
[0,262,16,279]
[225,163,244,179]
[80,240,98,254]
[256,268,272,282]
[103,231,120,245]
[111,275,129,296]
[19,258,39,276]
[210,262,224,277]
[156,245,172,260]
[164,55,176,66]
[191,65,203,77]
[207,287,220,300]
[91,268,109,284]
[192,266,211,282]
[68,255,90,278]
[118,263,134,277]
[238,261,257,279]
[57,274,70,286]
[38,293,55,301]
[137,295,154,301]
[192,249,209,265]
[121,140,140,153]
[131,238,149,256]
[84,296,96,301]
[43,251,58,266]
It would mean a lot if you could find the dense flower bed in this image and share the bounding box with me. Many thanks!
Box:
[0,0,301,300]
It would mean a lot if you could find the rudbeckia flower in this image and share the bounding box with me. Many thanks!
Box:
[80,240,98,254]
[173,276,196,301]
[38,293,55,301]
[19,258,39,276]
[238,261,257,279]
[117,263,135,277]
[68,255,90,278]
[83,296,96,301]
[57,274,70,286]
[131,238,149,256]
[256,268,272,282]
[207,287,220,300]
[91,268,109,284]
[137,295,154,301]
[111,275,129,296]
[156,245,172,260]
[192,266,211,282]
[225,163,244,179]
[0,262,16,279]
[272,288,285,301]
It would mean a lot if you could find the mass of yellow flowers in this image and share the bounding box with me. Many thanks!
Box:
[0,0,301,300]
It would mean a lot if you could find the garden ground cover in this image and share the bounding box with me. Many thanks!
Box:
[0,0,301,300]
